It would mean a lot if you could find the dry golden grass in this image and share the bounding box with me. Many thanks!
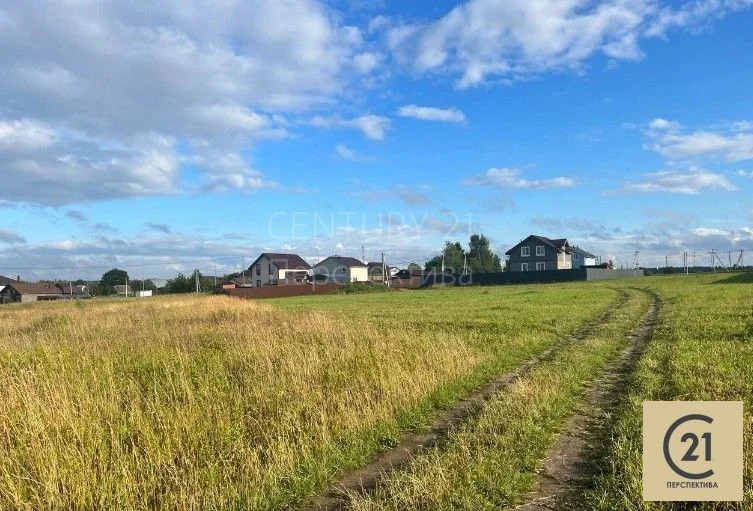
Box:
[0,283,615,510]
[0,295,478,510]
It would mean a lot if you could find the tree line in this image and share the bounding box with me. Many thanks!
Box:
[424,234,503,273]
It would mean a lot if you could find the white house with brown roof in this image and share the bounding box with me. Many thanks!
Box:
[313,256,368,283]
[248,253,312,287]
[0,282,63,304]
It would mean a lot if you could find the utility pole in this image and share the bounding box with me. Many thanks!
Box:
[213,258,217,287]
[665,254,668,269]
[361,245,365,263]
[195,269,199,292]
[242,256,246,285]
[463,253,468,274]
[693,251,696,268]
[711,250,715,272]
[381,251,386,286]
[125,276,129,297]
[441,252,445,273]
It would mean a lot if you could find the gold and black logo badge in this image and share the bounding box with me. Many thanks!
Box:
[643,401,743,501]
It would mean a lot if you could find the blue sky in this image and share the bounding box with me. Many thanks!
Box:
[1,0,753,280]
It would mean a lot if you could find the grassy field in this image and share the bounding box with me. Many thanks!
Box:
[0,283,615,510]
[0,273,750,510]
[579,272,753,510]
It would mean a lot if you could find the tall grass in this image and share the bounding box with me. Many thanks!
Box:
[349,287,652,510]
[580,272,753,510]
[0,284,614,509]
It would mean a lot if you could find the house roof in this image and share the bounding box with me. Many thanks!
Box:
[505,235,571,255]
[249,253,312,270]
[571,246,597,258]
[3,282,62,295]
[56,283,89,294]
[0,275,19,285]
[315,256,367,268]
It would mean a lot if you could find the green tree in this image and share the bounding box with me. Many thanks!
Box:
[98,268,129,296]
[467,234,502,273]
[425,241,466,273]
[407,262,421,273]
[166,273,194,293]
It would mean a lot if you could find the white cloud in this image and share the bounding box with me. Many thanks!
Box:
[649,128,753,161]
[0,0,369,205]
[383,0,752,88]
[397,105,466,123]
[610,167,738,194]
[335,144,358,160]
[311,114,391,140]
[737,169,753,177]
[647,0,753,36]
[334,144,374,161]
[649,117,680,130]
[0,118,58,151]
[464,168,575,189]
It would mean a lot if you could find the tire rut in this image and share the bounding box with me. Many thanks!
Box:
[514,288,660,511]
[299,288,632,511]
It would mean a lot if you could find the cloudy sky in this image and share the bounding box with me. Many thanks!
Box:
[2,0,753,280]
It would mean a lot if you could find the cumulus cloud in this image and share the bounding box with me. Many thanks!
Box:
[464,168,575,189]
[311,114,391,140]
[737,169,753,177]
[0,0,370,205]
[0,118,58,151]
[649,117,680,130]
[646,118,753,161]
[382,0,752,88]
[609,167,738,194]
[397,105,466,123]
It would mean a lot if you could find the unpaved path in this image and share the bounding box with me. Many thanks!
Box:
[300,289,631,511]
[515,288,660,511]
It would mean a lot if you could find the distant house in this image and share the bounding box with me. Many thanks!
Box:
[571,246,598,268]
[0,275,19,295]
[366,262,388,282]
[0,282,63,304]
[313,256,368,283]
[113,285,132,296]
[56,283,91,299]
[218,277,253,291]
[248,253,312,287]
[506,235,573,272]
[136,290,153,298]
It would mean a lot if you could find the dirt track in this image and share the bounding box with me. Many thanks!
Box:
[515,288,660,511]
[300,289,632,511]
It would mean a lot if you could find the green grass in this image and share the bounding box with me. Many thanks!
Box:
[578,272,753,510]
[0,282,616,510]
[348,287,653,510]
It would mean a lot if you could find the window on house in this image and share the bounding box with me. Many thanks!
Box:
[255,265,260,276]
[521,246,530,257]
[535,245,544,256]
[536,262,546,271]
[256,280,261,287]
[268,263,272,273]
[521,262,529,271]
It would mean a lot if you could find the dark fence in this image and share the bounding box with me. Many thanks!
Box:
[226,283,342,300]
[419,268,645,287]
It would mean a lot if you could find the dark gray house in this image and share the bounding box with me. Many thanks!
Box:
[505,235,573,272]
